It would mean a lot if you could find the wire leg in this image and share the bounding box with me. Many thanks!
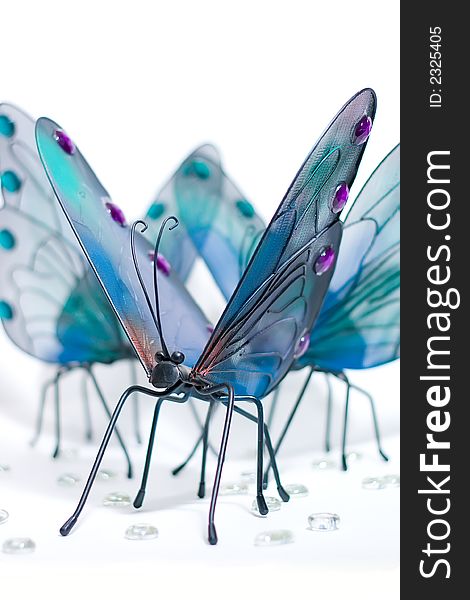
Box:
[266,385,281,429]
[30,375,55,447]
[340,375,351,471]
[52,370,64,459]
[133,397,165,508]
[349,381,389,463]
[86,367,134,479]
[233,403,289,503]
[59,385,142,536]
[82,369,93,442]
[198,384,235,545]
[129,359,142,444]
[263,367,315,487]
[197,401,215,498]
[324,373,333,453]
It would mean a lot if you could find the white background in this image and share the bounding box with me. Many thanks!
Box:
[0,1,400,598]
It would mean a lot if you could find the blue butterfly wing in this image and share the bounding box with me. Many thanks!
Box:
[35,117,211,376]
[142,146,223,281]
[174,146,265,300]
[300,144,400,371]
[193,89,377,398]
[0,104,128,365]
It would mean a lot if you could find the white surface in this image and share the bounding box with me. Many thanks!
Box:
[1,0,400,597]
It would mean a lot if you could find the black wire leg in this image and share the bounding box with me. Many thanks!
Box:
[129,359,142,444]
[198,384,235,546]
[59,385,162,537]
[81,369,93,442]
[348,380,389,463]
[263,367,315,487]
[232,402,289,503]
[30,374,55,447]
[339,373,351,471]
[324,373,333,453]
[52,369,65,459]
[266,385,281,430]
[85,366,134,479]
[197,401,215,498]
[134,394,189,508]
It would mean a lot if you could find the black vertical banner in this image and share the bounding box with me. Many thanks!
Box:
[401,3,466,596]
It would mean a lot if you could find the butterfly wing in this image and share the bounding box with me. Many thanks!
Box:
[0,104,128,364]
[300,144,400,371]
[174,146,265,300]
[141,146,224,281]
[193,89,377,398]
[35,118,211,376]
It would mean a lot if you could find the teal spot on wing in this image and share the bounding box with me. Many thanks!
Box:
[0,229,15,250]
[236,198,255,218]
[183,160,211,179]
[0,115,15,137]
[147,202,165,220]
[0,300,13,320]
[1,171,22,193]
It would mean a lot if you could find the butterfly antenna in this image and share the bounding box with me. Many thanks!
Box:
[153,216,179,358]
[130,220,164,351]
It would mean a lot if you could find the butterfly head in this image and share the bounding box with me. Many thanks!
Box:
[150,350,186,389]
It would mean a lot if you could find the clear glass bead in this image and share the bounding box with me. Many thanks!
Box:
[346,451,362,464]
[0,463,11,472]
[57,473,80,487]
[251,496,281,517]
[125,523,159,540]
[0,509,9,525]
[240,470,256,483]
[382,474,400,488]
[308,512,340,532]
[254,529,294,547]
[312,458,335,470]
[97,469,117,482]
[220,482,249,496]
[103,492,131,507]
[284,483,309,498]
[2,538,35,554]
[362,477,386,490]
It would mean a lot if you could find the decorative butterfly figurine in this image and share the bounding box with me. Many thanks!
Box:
[35,88,376,544]
[0,104,137,471]
[170,134,399,474]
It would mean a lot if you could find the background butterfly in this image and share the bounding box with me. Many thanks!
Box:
[35,88,376,544]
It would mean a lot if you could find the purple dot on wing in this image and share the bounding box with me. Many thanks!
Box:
[53,129,76,155]
[352,116,372,145]
[149,252,171,276]
[105,202,127,226]
[293,332,310,359]
[314,246,335,275]
[331,182,349,213]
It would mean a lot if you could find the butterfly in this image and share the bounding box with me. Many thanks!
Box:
[35,88,376,544]
[172,134,399,473]
[0,104,180,463]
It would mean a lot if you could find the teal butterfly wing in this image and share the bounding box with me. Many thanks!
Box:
[172,145,265,300]
[192,89,377,397]
[35,118,212,376]
[0,104,129,365]
[297,144,400,371]
[142,146,224,281]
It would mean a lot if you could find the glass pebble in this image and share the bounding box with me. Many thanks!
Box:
[254,529,294,547]
[2,538,35,554]
[362,477,386,490]
[0,463,11,472]
[125,523,159,540]
[103,492,131,507]
[308,512,340,532]
[382,474,400,488]
[220,482,249,496]
[57,473,80,487]
[251,496,281,517]
[97,469,117,482]
[312,458,335,470]
[0,509,9,524]
[346,451,362,464]
[61,449,79,461]
[284,483,309,498]
[240,470,256,483]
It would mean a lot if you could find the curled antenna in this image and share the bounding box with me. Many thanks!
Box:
[130,220,164,352]
[153,216,179,358]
